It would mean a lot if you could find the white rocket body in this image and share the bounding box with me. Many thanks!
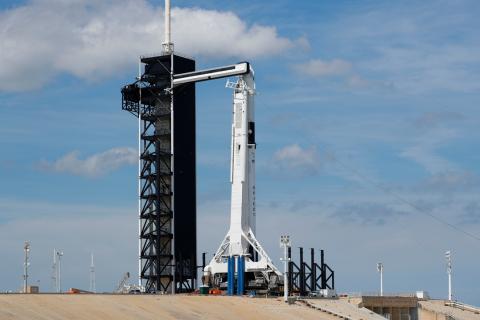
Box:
[204,71,280,280]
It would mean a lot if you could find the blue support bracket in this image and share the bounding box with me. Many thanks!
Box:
[237,256,245,295]
[227,256,235,295]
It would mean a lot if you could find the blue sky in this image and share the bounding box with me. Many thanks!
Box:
[1,0,479,304]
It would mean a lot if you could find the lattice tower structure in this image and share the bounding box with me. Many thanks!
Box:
[122,53,196,293]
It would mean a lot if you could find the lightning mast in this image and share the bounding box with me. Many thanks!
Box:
[162,0,174,54]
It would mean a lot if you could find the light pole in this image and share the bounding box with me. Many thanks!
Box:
[377,262,383,296]
[445,250,452,301]
[280,235,291,302]
[56,250,64,293]
[52,249,57,292]
[23,241,30,293]
[90,253,96,293]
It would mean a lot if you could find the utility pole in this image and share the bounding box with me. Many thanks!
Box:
[377,262,384,296]
[280,235,291,302]
[445,250,452,301]
[90,253,96,293]
[23,241,30,293]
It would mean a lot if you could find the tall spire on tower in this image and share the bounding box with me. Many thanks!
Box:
[162,0,174,53]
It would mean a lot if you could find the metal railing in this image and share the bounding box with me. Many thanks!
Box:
[344,292,418,298]
[445,301,480,313]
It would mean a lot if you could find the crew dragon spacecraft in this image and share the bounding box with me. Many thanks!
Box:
[121,0,280,293]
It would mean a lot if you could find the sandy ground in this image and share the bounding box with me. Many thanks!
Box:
[0,294,337,320]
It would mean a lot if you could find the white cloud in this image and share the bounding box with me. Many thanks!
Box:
[400,127,458,174]
[0,0,296,92]
[273,144,320,174]
[39,147,136,177]
[293,58,352,77]
[400,145,456,175]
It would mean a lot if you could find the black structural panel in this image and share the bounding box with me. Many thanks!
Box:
[121,53,196,293]
[172,55,197,292]
[287,247,335,295]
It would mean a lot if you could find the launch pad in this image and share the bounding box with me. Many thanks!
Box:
[121,0,334,295]
[121,54,280,293]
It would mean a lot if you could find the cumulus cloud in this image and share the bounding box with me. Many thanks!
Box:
[39,147,137,177]
[0,0,295,91]
[273,144,320,175]
[293,58,352,77]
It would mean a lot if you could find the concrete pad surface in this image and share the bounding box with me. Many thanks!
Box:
[0,294,339,320]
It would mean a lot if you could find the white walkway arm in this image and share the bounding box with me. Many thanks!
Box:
[173,63,249,86]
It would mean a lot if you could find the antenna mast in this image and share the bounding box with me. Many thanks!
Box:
[162,0,174,53]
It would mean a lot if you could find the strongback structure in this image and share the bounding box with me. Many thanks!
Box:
[121,53,197,293]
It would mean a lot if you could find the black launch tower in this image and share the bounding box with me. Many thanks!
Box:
[121,53,196,293]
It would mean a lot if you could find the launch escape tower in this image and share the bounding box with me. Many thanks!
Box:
[121,53,197,293]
